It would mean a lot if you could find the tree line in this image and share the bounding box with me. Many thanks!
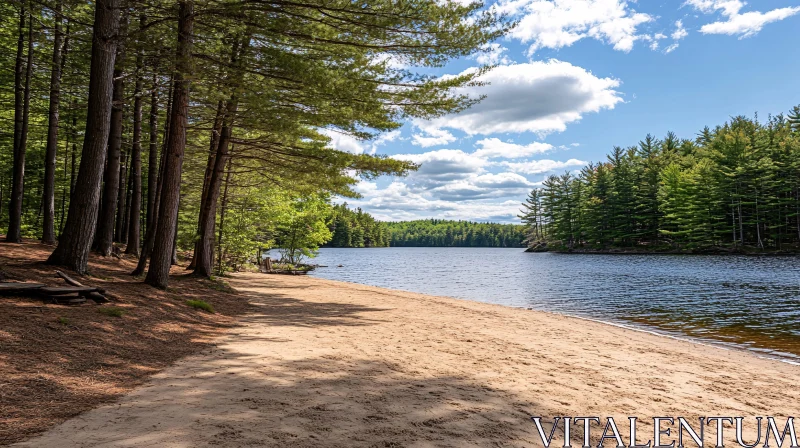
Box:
[0,0,508,287]
[386,220,526,247]
[326,203,390,248]
[520,108,800,252]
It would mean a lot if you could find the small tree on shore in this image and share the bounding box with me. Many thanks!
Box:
[276,199,332,265]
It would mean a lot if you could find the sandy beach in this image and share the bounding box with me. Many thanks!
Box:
[14,273,800,447]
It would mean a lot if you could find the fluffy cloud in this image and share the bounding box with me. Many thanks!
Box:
[501,158,587,174]
[343,181,529,222]
[393,149,487,185]
[671,20,689,40]
[474,43,512,65]
[473,138,553,159]
[321,129,401,154]
[497,0,654,54]
[685,0,800,38]
[418,60,623,138]
[410,121,457,147]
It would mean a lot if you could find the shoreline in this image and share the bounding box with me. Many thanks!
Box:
[308,273,800,366]
[17,273,800,447]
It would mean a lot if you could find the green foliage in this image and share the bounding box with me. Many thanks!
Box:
[326,203,390,248]
[0,0,508,282]
[386,220,525,247]
[274,197,333,264]
[57,316,69,325]
[186,300,214,313]
[97,307,125,318]
[528,108,800,252]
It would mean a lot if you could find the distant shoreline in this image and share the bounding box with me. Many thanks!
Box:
[526,247,800,256]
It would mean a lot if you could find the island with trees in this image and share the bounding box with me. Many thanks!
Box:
[520,109,800,253]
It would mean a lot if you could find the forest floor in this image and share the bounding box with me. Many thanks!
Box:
[7,269,800,447]
[0,240,252,446]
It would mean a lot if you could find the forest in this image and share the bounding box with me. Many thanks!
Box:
[521,109,800,252]
[0,0,508,286]
[386,220,526,247]
[325,204,390,248]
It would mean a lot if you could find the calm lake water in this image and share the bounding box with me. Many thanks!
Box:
[310,247,800,363]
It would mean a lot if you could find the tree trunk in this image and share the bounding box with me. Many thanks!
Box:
[145,0,194,289]
[47,0,121,274]
[7,7,31,243]
[114,149,129,243]
[187,99,225,270]
[132,140,167,276]
[121,157,133,242]
[171,217,179,265]
[193,35,250,278]
[133,78,172,277]
[93,7,128,255]
[216,157,233,275]
[125,45,143,255]
[42,0,65,244]
[59,113,71,234]
[145,74,159,234]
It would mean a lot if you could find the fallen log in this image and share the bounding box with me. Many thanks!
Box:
[39,286,100,296]
[0,283,46,293]
[55,270,108,302]
[0,274,110,304]
[55,270,106,294]
[84,291,110,304]
[55,270,82,287]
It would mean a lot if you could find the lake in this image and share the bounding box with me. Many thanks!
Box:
[310,247,800,363]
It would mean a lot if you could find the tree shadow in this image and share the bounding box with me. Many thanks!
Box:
[16,353,550,447]
[236,291,391,328]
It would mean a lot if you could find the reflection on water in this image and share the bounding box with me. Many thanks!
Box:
[310,248,800,362]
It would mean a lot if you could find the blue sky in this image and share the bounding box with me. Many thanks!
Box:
[327,0,800,223]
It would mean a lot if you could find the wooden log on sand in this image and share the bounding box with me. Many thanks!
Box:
[55,270,109,303]
[0,283,46,293]
[0,272,109,304]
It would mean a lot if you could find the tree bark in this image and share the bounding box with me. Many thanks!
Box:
[145,74,159,234]
[7,7,32,243]
[193,35,250,278]
[125,63,143,253]
[93,7,128,255]
[216,157,233,275]
[42,0,65,244]
[125,25,144,255]
[187,99,224,270]
[114,148,129,243]
[47,0,121,274]
[145,0,194,288]
[133,78,172,277]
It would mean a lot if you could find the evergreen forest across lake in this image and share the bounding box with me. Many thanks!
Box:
[522,110,800,254]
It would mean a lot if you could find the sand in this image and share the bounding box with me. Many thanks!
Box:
[14,273,800,447]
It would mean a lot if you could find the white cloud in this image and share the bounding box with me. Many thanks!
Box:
[685,0,800,38]
[410,120,457,147]
[321,129,401,155]
[393,149,488,185]
[671,20,689,40]
[664,43,680,54]
[501,158,587,174]
[474,43,512,65]
[341,180,530,222]
[498,0,654,54]
[419,60,623,137]
[473,138,553,159]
